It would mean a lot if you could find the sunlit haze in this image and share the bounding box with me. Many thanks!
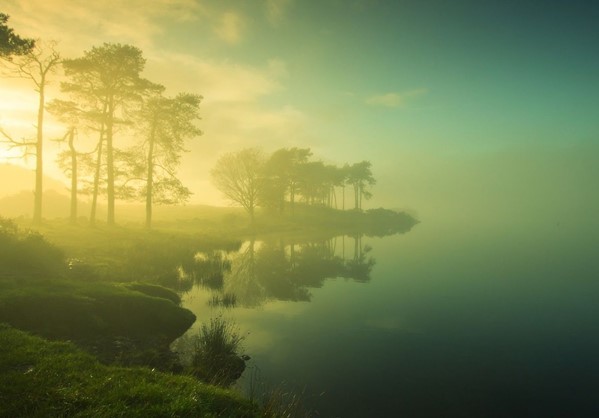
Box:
[1,0,596,218]
[2,3,599,417]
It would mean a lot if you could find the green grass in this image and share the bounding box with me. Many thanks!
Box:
[0,278,195,343]
[0,324,260,417]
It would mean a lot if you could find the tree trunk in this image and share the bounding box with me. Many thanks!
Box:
[290,182,295,215]
[68,128,77,224]
[90,104,107,226]
[354,184,359,210]
[145,126,156,229]
[359,184,362,210]
[106,100,115,226]
[249,203,255,226]
[33,77,45,225]
[333,187,337,209]
[90,136,103,226]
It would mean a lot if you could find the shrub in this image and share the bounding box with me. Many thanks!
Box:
[0,217,65,279]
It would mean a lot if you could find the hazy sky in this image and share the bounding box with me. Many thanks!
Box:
[1,0,598,218]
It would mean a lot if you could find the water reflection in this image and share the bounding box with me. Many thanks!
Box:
[180,235,376,307]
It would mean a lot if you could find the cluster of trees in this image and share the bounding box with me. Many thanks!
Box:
[1,13,377,228]
[0,14,202,227]
[211,147,376,222]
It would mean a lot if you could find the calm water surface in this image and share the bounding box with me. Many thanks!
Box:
[180,214,599,417]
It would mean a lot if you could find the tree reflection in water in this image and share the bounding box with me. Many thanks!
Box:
[180,235,376,307]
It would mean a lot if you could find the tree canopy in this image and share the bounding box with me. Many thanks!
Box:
[0,13,34,59]
[61,43,162,225]
[211,146,377,221]
[1,11,380,226]
[134,92,203,228]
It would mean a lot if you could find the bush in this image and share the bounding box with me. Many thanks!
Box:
[0,217,66,279]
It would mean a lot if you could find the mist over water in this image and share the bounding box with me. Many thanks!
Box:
[178,201,599,417]
[2,2,599,416]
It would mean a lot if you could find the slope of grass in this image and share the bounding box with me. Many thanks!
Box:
[0,279,195,342]
[0,324,259,418]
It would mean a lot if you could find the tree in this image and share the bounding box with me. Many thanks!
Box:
[47,99,86,224]
[62,43,160,225]
[346,161,376,210]
[296,160,327,205]
[0,13,34,59]
[0,40,61,224]
[134,92,202,228]
[211,148,265,224]
[323,164,345,208]
[261,147,311,213]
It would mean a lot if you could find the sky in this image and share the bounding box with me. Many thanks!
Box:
[1,0,598,220]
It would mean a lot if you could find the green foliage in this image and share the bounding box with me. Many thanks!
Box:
[213,146,378,215]
[0,13,34,58]
[61,42,163,225]
[127,92,203,227]
[346,161,376,210]
[0,324,260,417]
[260,147,313,211]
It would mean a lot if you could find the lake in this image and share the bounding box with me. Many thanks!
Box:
[179,213,599,417]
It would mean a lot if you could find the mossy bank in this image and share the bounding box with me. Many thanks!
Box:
[0,324,259,417]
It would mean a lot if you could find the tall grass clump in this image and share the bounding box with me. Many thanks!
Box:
[259,387,313,418]
[247,368,315,418]
[190,316,249,387]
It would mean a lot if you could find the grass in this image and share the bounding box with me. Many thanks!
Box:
[188,317,248,387]
[246,367,315,418]
[0,324,260,418]
[0,208,417,417]
[0,278,195,342]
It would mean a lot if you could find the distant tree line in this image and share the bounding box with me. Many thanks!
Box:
[211,147,375,223]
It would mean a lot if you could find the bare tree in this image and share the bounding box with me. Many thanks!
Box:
[0,40,61,224]
[211,148,265,224]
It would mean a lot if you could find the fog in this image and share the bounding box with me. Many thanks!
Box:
[1,1,598,417]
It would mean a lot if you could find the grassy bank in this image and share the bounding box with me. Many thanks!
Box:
[0,279,195,342]
[0,207,417,416]
[11,205,417,285]
[0,324,259,418]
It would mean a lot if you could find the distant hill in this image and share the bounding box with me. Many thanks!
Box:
[0,190,92,219]
[0,164,67,198]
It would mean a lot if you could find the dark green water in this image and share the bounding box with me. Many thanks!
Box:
[180,215,599,417]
